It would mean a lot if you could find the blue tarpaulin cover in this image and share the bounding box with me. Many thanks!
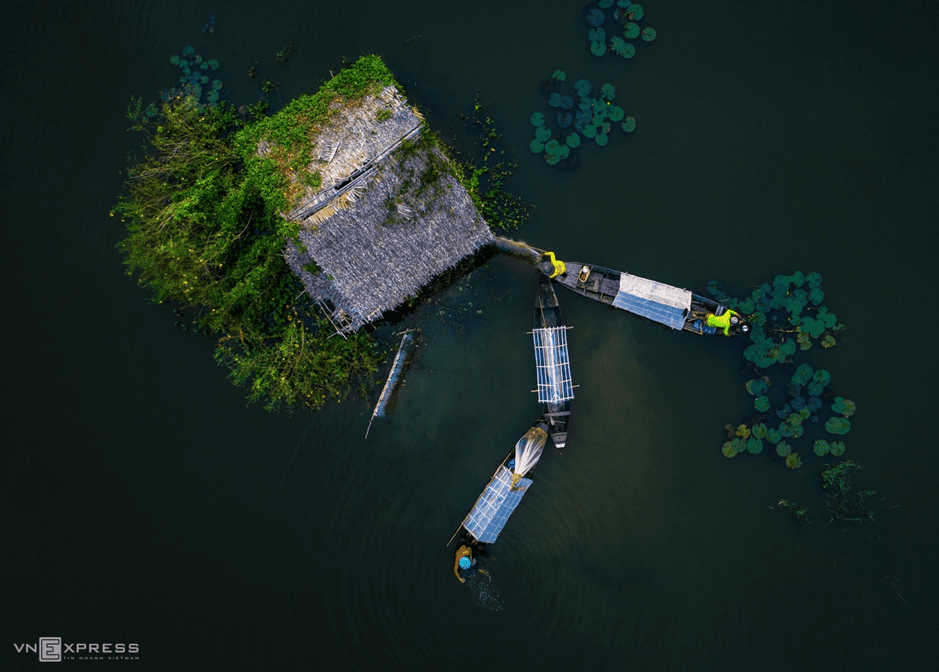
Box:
[611,273,692,330]
[463,465,532,544]
[533,326,574,404]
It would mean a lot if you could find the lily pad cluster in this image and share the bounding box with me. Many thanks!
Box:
[717,272,857,471]
[162,45,223,112]
[530,71,636,166]
[707,272,846,367]
[587,1,657,60]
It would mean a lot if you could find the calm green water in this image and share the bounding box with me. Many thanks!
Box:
[3,1,938,670]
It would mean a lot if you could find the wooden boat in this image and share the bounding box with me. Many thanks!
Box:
[533,277,573,448]
[551,261,751,337]
[448,420,548,550]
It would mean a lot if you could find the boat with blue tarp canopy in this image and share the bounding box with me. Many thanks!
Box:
[453,420,548,545]
[552,261,751,337]
[533,276,573,448]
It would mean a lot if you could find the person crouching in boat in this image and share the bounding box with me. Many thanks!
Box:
[706,309,745,336]
[454,544,475,582]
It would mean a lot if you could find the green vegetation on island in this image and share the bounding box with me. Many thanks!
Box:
[115,54,527,412]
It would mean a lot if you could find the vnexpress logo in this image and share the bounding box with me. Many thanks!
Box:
[14,638,139,662]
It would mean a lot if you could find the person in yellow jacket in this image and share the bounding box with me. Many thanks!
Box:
[706,309,743,336]
[454,544,474,582]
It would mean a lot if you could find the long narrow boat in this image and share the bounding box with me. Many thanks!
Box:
[533,277,573,448]
[449,420,548,553]
[551,261,751,337]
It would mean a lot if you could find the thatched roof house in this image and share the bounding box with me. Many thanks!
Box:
[264,57,492,335]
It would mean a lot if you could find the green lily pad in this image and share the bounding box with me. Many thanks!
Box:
[745,379,768,396]
[829,441,846,457]
[766,428,781,444]
[825,417,852,435]
[588,27,607,43]
[608,105,625,122]
[596,132,609,146]
[812,369,831,388]
[641,27,657,41]
[621,116,636,132]
[591,40,607,56]
[776,441,791,457]
[746,437,763,454]
[529,139,545,153]
[574,79,592,97]
[722,441,738,458]
[754,396,770,412]
[582,124,597,139]
[624,22,640,39]
[587,8,605,26]
[545,139,561,155]
[566,132,581,148]
[601,83,616,100]
[545,152,561,165]
[530,111,545,126]
[786,452,802,470]
[626,3,644,21]
[751,423,767,439]
[536,127,552,142]
[813,439,830,457]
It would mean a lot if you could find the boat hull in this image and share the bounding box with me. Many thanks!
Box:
[553,262,748,336]
[534,276,572,448]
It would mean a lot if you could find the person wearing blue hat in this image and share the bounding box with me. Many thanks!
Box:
[454,544,474,582]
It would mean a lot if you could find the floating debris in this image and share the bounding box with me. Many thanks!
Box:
[365,330,417,438]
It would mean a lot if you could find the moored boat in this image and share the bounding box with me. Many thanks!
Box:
[533,277,573,448]
[550,260,750,337]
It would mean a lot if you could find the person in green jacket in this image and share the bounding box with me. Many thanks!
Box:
[706,309,743,336]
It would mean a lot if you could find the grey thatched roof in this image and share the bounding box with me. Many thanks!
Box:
[278,86,492,334]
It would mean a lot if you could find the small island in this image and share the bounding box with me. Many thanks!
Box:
[115,55,511,411]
